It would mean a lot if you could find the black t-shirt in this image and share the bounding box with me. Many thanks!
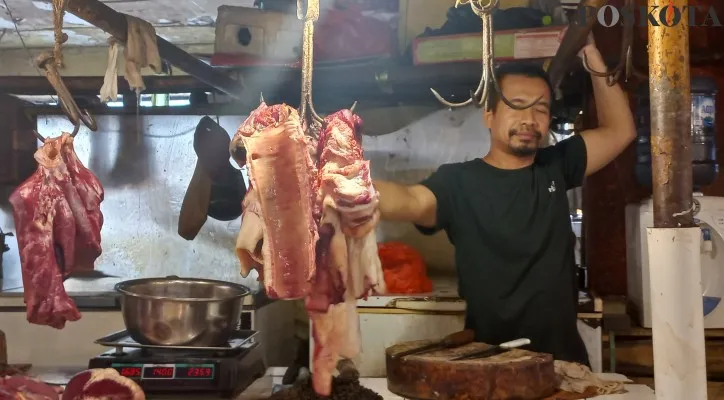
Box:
[415,134,589,366]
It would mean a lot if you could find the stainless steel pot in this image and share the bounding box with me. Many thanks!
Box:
[115,276,251,347]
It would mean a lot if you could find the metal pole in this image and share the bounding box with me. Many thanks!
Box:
[64,0,244,99]
[648,0,693,228]
[647,3,707,400]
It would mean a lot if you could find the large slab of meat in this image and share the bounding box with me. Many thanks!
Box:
[231,104,384,396]
[9,133,104,329]
[231,103,318,299]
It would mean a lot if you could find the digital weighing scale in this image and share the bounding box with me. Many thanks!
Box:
[88,329,266,398]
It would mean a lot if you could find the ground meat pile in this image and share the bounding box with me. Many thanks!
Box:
[267,375,383,400]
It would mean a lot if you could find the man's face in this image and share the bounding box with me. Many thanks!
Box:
[483,75,552,157]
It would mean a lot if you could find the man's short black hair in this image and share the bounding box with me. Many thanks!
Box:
[486,62,554,112]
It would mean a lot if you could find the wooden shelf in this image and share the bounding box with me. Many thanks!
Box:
[1,58,588,115]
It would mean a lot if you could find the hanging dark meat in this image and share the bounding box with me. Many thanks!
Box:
[8,133,104,329]
[231,104,384,396]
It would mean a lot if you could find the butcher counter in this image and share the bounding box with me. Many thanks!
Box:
[28,366,654,400]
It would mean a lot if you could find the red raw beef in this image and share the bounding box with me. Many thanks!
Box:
[58,134,104,272]
[8,133,104,329]
[62,369,145,400]
[306,109,385,396]
[230,104,384,396]
[0,375,61,400]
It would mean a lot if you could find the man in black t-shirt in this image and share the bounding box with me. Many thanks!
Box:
[338,40,636,365]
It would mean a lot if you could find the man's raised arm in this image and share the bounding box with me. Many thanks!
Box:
[374,180,438,228]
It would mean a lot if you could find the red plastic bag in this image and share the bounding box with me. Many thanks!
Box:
[378,242,433,294]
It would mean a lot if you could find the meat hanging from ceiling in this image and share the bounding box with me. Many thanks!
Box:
[8,133,105,329]
[231,103,385,396]
[231,102,319,299]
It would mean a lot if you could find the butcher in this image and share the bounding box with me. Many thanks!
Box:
[338,39,635,366]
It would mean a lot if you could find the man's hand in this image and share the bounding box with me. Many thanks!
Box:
[577,33,607,72]
[334,188,380,238]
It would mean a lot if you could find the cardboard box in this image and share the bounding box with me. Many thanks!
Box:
[412,25,568,65]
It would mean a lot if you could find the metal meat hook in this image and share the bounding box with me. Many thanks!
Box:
[31,123,80,144]
[296,0,358,133]
[580,0,637,85]
[36,51,97,137]
[431,0,541,111]
[296,0,323,128]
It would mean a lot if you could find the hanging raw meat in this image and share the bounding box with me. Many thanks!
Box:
[307,109,385,396]
[231,104,385,396]
[231,102,318,299]
[8,133,104,329]
[58,134,104,272]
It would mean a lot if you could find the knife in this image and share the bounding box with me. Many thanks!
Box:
[450,338,531,361]
[393,330,476,359]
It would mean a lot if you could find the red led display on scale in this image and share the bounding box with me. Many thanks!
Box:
[181,367,213,378]
[113,364,215,380]
[118,367,142,378]
[143,366,174,378]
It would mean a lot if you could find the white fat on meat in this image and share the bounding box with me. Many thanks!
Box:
[230,105,385,397]
[235,186,266,277]
[306,109,385,396]
[62,368,145,400]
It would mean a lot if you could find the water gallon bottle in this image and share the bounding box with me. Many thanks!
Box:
[634,76,719,190]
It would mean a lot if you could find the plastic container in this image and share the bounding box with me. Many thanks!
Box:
[634,76,719,190]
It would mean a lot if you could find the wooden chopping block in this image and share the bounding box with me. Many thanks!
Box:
[386,340,557,400]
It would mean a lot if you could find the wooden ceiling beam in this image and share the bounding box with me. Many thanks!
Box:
[64,0,243,99]
[0,75,210,96]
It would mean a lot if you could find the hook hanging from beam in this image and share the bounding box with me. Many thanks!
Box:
[431,0,542,111]
[296,0,358,136]
[36,51,97,138]
[297,0,324,130]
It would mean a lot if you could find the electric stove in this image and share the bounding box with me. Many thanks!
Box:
[88,329,266,398]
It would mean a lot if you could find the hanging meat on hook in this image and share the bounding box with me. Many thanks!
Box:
[230,104,384,396]
[231,102,319,299]
[9,132,104,329]
[230,0,383,396]
[306,109,386,396]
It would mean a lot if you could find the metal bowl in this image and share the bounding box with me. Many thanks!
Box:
[114,276,251,347]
